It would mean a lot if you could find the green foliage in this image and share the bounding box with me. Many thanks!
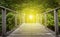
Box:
[6,12,15,31]
[47,13,54,25]
[17,17,21,25]
[58,10,60,25]
[46,12,55,31]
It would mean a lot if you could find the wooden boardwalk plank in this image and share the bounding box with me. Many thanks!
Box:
[7,23,55,37]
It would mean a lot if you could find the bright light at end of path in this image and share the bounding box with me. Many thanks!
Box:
[29,15,33,19]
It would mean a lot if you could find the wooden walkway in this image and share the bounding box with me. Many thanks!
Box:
[7,23,55,37]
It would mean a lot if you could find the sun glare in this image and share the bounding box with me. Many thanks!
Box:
[29,15,33,19]
[21,7,41,23]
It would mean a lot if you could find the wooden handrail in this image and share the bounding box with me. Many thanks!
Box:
[46,7,60,13]
[0,6,17,13]
[42,7,60,14]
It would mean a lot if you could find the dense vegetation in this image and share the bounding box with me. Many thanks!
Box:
[0,0,60,35]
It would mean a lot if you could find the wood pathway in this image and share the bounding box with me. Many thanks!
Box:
[7,23,55,37]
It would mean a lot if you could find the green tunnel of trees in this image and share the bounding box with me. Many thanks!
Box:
[0,0,60,35]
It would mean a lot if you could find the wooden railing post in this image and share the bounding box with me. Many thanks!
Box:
[41,14,42,24]
[54,9,59,37]
[2,8,6,37]
[45,13,47,26]
[23,14,25,24]
[15,14,17,27]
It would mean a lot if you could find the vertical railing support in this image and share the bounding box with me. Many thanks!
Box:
[54,9,59,37]
[23,14,25,24]
[41,14,42,24]
[22,13,25,24]
[2,8,6,37]
[36,14,37,23]
[15,14,17,27]
[45,13,47,26]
